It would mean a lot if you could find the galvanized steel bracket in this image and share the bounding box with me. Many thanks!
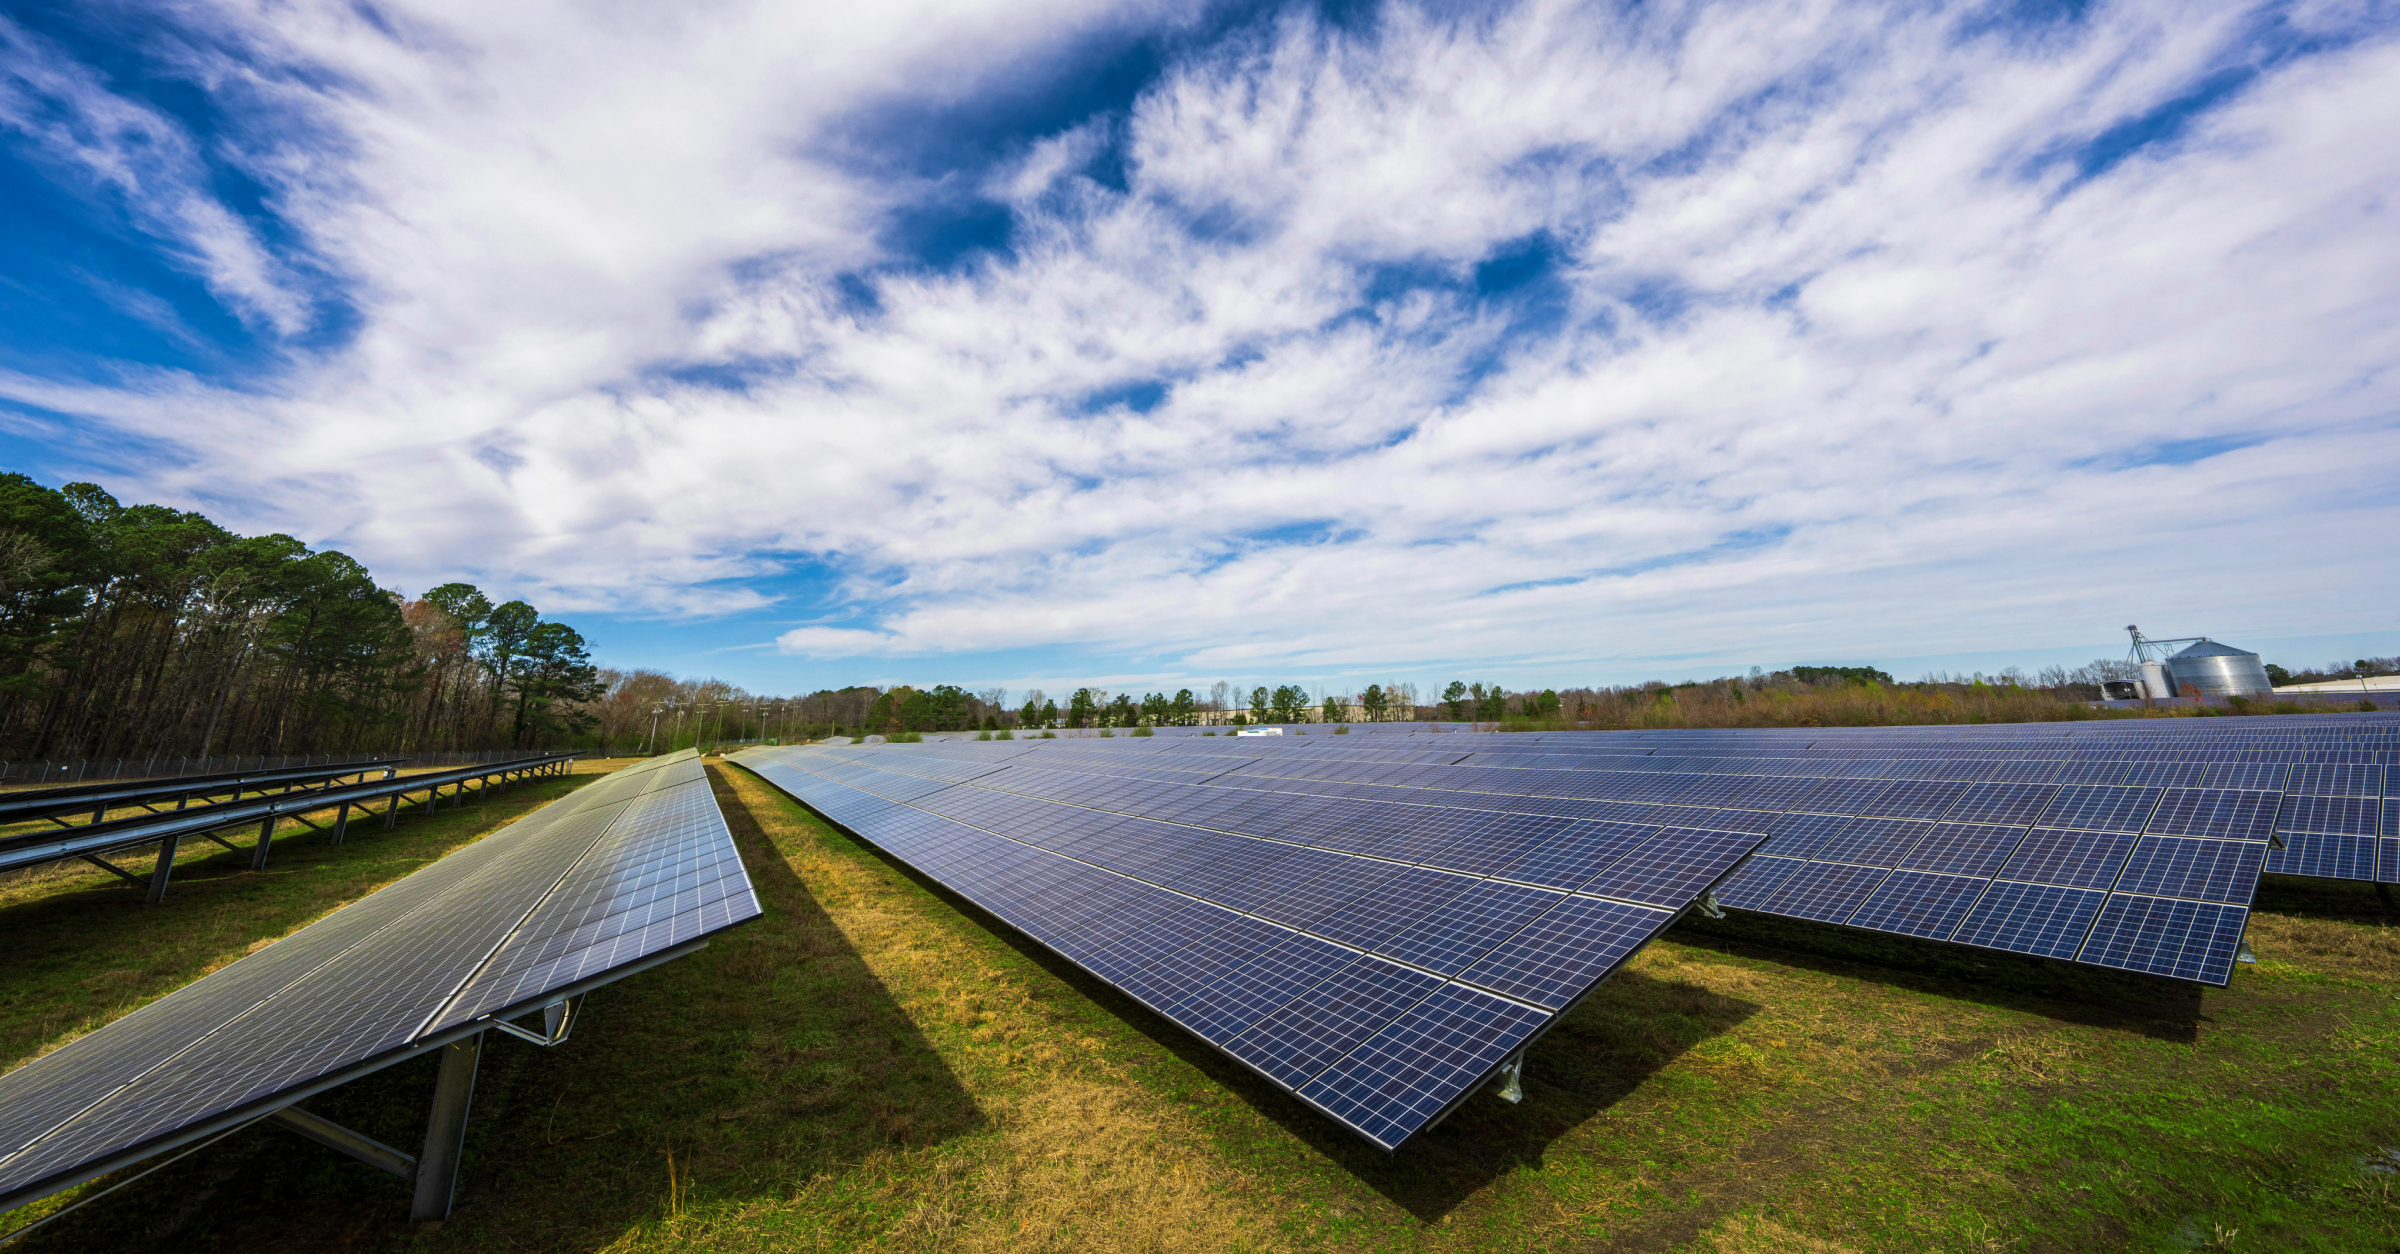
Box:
[1489,1052,1524,1104]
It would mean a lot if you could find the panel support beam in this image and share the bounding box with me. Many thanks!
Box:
[80,854,144,888]
[270,1107,416,1179]
[410,1032,484,1221]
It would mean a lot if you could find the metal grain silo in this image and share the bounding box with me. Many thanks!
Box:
[2165,640,2272,698]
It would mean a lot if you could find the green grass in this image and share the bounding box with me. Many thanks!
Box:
[5,764,2398,1252]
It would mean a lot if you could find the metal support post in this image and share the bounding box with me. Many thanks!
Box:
[147,834,182,904]
[332,802,351,846]
[384,793,400,830]
[2377,883,2394,911]
[410,1032,484,1221]
[251,812,276,871]
[89,803,105,825]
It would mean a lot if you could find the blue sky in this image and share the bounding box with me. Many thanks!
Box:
[2,0,2396,700]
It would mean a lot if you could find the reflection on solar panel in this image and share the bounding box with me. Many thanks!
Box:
[0,750,759,1224]
[752,711,2394,994]
[735,743,1762,1150]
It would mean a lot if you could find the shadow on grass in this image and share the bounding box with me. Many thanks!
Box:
[811,803,1758,1223]
[1668,910,2207,1043]
[14,767,981,1254]
[2253,873,2398,924]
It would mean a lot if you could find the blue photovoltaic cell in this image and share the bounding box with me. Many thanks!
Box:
[1792,778,1890,815]
[2146,789,2278,842]
[2208,762,2291,792]
[1894,823,2028,878]
[1709,855,1806,910]
[1227,956,1444,1088]
[1754,813,1849,859]
[1847,870,1989,940]
[2036,786,2161,833]
[2277,795,2381,837]
[1492,821,1653,890]
[1942,783,2058,827]
[1116,913,1288,1012]
[2121,763,2213,789]
[2113,836,2265,906]
[1760,862,1890,923]
[2381,836,2400,884]
[1311,868,1482,952]
[2286,764,2384,798]
[1376,880,1565,976]
[1297,984,1549,1149]
[1811,818,1932,868]
[1952,881,2106,960]
[2263,832,2376,881]
[1250,855,1409,930]
[1580,827,1763,908]
[1455,895,1667,1010]
[2078,894,2248,984]
[1861,780,1971,820]
[1172,930,1358,1044]
[1424,813,1575,875]
[1999,829,2140,890]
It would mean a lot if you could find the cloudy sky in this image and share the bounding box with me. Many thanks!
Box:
[2,0,2395,697]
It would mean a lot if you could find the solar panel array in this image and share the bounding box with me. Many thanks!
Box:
[754,714,2393,1005]
[0,750,760,1214]
[736,744,1763,1150]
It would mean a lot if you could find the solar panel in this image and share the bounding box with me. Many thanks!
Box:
[733,745,1754,1150]
[0,750,759,1220]
[778,713,2400,991]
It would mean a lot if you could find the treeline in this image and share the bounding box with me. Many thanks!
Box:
[0,475,601,760]
[765,659,2383,743]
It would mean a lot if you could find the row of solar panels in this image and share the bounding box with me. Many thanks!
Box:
[0,751,762,1225]
[725,719,2363,1146]
[734,746,1761,1149]
[830,731,2397,882]
[762,733,2314,986]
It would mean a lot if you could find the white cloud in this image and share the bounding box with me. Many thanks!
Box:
[4,0,2397,684]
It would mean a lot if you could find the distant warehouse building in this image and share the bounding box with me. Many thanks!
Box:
[2274,674,2400,695]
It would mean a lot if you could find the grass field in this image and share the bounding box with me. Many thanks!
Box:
[4,759,2398,1252]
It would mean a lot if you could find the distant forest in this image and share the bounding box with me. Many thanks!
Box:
[0,474,601,761]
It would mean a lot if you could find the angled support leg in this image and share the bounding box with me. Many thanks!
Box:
[250,813,277,871]
[410,1032,484,1222]
[271,1106,416,1179]
[147,833,182,904]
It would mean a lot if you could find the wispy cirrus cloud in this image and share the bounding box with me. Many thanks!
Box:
[0,0,2394,690]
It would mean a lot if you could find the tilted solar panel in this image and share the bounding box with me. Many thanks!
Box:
[0,750,760,1220]
[925,729,2325,986]
[735,745,1759,1150]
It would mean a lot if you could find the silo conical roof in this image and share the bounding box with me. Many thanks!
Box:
[2170,639,2257,659]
